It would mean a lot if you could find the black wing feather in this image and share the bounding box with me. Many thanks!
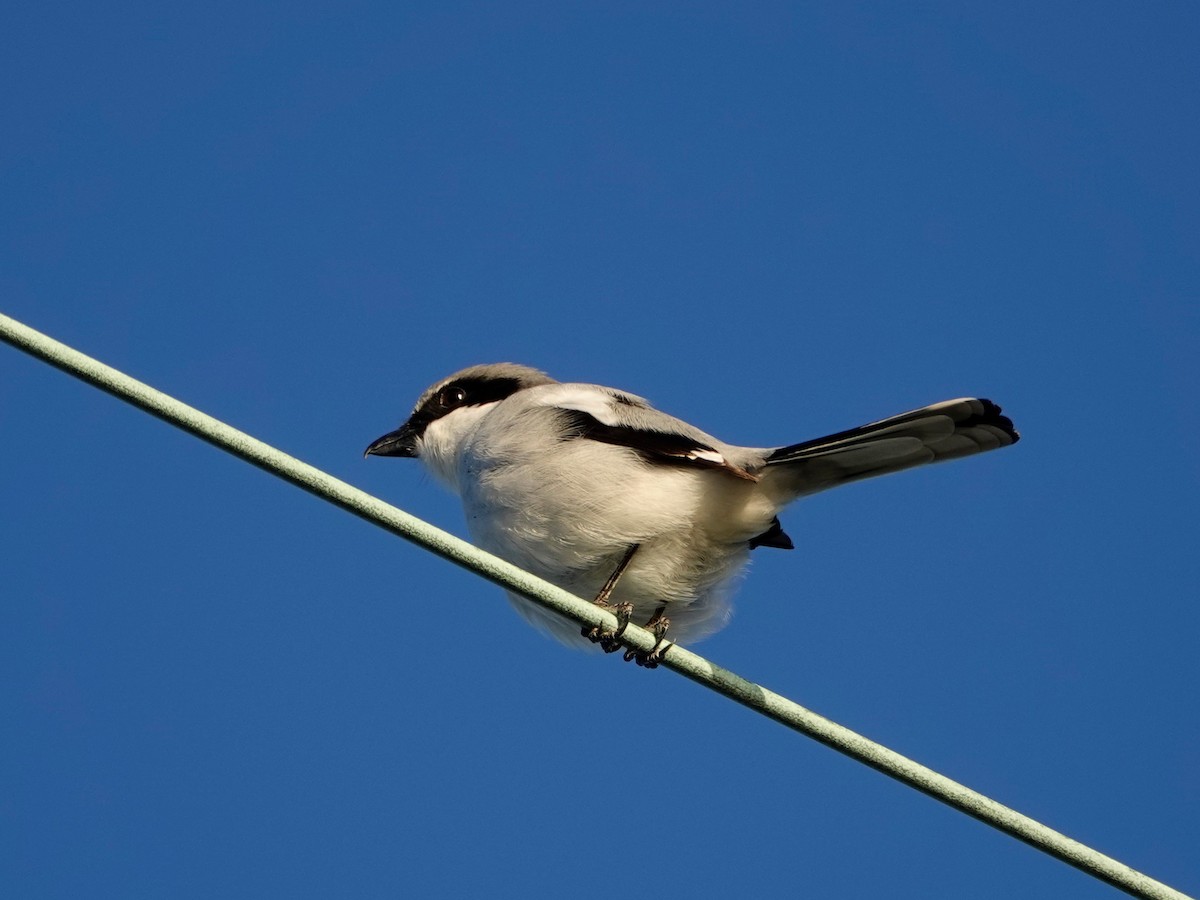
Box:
[558,409,755,479]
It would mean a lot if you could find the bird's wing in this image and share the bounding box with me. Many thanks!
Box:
[556,407,758,481]
[535,384,758,481]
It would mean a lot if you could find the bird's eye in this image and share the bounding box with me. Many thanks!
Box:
[438,385,467,409]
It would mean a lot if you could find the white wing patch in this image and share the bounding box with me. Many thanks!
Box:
[690,448,728,465]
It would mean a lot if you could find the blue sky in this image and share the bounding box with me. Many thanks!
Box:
[2,3,1197,898]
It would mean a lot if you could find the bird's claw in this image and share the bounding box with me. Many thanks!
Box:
[622,613,672,668]
[582,600,633,653]
[623,641,673,668]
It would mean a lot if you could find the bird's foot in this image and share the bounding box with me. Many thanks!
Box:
[623,611,672,669]
[582,600,633,653]
[627,642,673,668]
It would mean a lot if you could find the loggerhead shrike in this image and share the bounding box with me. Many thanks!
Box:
[366,364,1018,666]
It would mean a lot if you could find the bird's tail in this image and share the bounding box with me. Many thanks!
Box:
[762,398,1019,498]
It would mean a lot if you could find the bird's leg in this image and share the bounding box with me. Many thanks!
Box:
[582,543,639,653]
[623,605,672,668]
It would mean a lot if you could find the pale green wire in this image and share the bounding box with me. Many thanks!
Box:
[1,310,1191,900]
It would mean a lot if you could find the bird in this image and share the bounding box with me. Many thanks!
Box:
[365,364,1019,666]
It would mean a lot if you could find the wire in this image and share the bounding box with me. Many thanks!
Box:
[1,310,1192,900]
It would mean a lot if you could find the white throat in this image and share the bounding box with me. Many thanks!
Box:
[417,403,498,494]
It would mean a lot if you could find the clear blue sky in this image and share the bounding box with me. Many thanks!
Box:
[3,3,1197,898]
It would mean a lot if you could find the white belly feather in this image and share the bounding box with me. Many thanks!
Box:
[459,434,774,645]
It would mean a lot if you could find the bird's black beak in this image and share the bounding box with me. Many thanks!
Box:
[364,422,420,459]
